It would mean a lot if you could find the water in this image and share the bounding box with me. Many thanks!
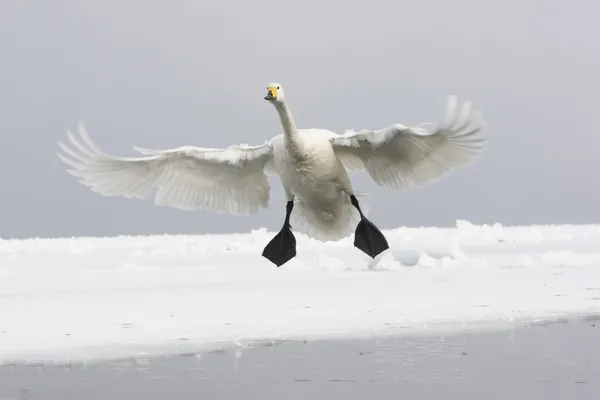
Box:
[1,317,599,399]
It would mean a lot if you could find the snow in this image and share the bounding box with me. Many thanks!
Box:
[1,221,600,365]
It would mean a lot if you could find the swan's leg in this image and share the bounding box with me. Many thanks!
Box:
[262,200,297,267]
[350,195,389,258]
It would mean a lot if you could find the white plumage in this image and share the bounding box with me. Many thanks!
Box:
[57,83,485,245]
[58,127,273,216]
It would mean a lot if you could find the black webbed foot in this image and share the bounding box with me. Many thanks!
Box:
[262,201,297,267]
[350,195,390,258]
[261,225,296,267]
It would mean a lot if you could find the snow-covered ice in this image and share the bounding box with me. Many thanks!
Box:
[1,221,600,365]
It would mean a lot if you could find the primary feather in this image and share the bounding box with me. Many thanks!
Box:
[329,95,484,189]
[57,124,273,215]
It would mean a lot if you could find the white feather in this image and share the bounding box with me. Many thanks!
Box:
[290,191,371,242]
[57,124,273,215]
[329,95,485,189]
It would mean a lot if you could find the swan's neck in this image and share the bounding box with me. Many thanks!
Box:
[274,101,303,157]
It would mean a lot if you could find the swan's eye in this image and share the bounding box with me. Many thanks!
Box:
[277,86,280,89]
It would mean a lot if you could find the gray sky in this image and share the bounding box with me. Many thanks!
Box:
[1,0,598,239]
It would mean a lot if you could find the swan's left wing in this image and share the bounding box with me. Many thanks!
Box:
[57,125,274,215]
[329,96,485,189]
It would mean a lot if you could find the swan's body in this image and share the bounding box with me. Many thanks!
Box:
[57,82,485,265]
[269,129,360,241]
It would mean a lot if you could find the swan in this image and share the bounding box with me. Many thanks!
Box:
[57,82,485,267]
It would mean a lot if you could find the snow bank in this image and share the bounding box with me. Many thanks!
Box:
[1,222,600,364]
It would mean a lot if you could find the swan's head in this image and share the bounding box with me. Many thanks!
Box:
[264,82,285,103]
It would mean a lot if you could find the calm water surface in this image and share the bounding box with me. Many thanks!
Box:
[1,317,599,399]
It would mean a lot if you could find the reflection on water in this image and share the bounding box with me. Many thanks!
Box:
[1,317,599,399]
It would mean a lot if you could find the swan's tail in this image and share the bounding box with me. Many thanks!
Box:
[290,192,371,242]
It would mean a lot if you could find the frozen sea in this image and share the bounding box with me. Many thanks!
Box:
[1,222,600,398]
[1,316,598,399]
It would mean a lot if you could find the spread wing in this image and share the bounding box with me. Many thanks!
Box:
[329,96,485,189]
[57,124,274,215]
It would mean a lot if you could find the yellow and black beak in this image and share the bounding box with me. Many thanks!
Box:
[264,87,277,101]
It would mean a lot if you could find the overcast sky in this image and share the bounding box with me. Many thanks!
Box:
[1,0,598,239]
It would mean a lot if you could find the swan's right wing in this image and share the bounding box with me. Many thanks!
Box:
[57,125,274,215]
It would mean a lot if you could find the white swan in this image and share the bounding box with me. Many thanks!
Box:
[57,82,485,266]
